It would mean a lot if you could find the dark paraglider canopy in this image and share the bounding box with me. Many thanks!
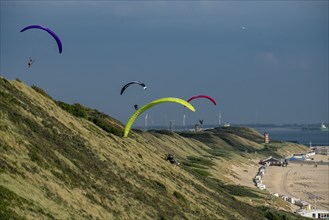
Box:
[120,81,147,95]
[20,25,63,53]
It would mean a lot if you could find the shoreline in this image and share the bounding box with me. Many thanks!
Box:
[262,155,329,210]
[228,155,329,211]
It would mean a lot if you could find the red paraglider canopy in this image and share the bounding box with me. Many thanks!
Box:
[187,95,216,105]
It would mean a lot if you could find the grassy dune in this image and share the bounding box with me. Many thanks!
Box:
[0,77,309,219]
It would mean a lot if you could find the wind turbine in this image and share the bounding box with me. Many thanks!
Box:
[145,113,148,130]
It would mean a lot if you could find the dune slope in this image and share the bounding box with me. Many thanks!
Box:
[0,77,308,219]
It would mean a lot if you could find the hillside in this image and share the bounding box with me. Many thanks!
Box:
[0,77,309,220]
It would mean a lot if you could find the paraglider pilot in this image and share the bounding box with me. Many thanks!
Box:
[28,57,34,68]
[134,104,139,110]
[166,154,180,166]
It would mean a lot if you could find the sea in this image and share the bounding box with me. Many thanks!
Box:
[253,127,329,146]
[138,125,329,147]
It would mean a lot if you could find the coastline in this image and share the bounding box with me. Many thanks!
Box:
[262,155,329,211]
[228,155,329,211]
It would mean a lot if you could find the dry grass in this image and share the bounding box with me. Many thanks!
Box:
[0,77,310,220]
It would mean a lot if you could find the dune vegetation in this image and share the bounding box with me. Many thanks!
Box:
[0,77,309,219]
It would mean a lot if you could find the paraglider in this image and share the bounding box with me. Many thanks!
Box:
[165,154,180,166]
[27,57,34,68]
[124,97,195,137]
[187,95,216,106]
[120,81,147,95]
[20,25,63,53]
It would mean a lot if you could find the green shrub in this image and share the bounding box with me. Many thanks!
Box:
[152,180,167,192]
[57,102,87,119]
[192,168,211,177]
[222,184,261,198]
[186,156,215,167]
[259,206,307,220]
[91,117,123,136]
[0,186,24,219]
[28,151,40,162]
[56,101,123,136]
[31,85,53,100]
[173,191,186,202]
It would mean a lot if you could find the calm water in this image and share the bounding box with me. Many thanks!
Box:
[140,125,329,146]
[254,127,329,146]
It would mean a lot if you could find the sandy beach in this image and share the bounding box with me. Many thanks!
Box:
[262,155,329,210]
[228,155,329,211]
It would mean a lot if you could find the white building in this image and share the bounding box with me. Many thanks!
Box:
[297,209,329,219]
[315,146,329,155]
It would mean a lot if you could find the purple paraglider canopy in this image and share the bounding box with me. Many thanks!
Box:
[20,25,62,53]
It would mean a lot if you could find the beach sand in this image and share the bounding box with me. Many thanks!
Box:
[228,155,329,211]
[229,160,260,188]
[262,155,329,210]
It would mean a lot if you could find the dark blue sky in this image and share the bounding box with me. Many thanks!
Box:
[1,1,328,126]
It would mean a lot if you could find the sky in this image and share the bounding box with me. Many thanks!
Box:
[1,1,328,127]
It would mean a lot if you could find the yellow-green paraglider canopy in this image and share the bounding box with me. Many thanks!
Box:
[124,97,196,137]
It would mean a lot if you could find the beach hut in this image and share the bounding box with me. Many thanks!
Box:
[253,175,261,183]
[288,197,297,204]
[257,183,266,190]
[295,200,311,210]
[314,146,329,155]
[280,195,289,201]
[272,193,279,197]
[259,156,284,166]
[301,201,311,210]
[258,170,265,177]
[306,151,316,157]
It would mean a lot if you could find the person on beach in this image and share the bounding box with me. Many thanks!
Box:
[165,154,180,166]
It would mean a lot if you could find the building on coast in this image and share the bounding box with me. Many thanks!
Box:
[297,209,329,219]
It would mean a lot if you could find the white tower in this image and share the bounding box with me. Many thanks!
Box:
[169,120,175,132]
[145,113,148,130]
[218,112,221,125]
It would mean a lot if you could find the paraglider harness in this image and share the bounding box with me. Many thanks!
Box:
[165,154,180,166]
[28,57,35,68]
